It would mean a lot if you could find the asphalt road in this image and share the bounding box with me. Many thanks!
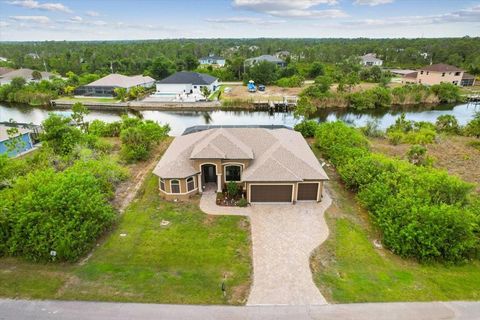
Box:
[1,299,480,320]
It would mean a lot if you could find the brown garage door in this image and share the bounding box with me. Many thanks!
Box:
[297,183,319,201]
[250,185,292,203]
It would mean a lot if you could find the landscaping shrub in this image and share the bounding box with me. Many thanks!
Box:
[294,120,318,138]
[227,181,239,198]
[237,198,248,207]
[0,158,126,261]
[315,121,479,263]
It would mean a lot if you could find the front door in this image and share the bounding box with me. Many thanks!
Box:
[203,165,216,183]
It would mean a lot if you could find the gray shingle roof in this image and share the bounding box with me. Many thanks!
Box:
[245,55,285,64]
[157,72,217,85]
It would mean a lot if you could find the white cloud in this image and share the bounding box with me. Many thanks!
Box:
[91,20,107,26]
[205,16,285,25]
[233,0,347,18]
[10,15,51,24]
[6,0,72,13]
[0,21,10,27]
[85,10,100,17]
[70,16,83,22]
[354,0,394,6]
[345,4,480,28]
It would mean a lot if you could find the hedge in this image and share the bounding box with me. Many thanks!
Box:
[315,121,479,263]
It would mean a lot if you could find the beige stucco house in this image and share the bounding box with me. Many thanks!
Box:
[401,63,475,87]
[153,126,329,204]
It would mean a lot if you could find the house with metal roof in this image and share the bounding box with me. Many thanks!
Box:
[153,126,328,203]
[360,53,383,67]
[151,71,219,102]
[74,74,155,97]
[401,63,475,87]
[244,55,286,68]
[199,54,226,67]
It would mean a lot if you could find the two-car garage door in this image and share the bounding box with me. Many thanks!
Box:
[249,183,319,203]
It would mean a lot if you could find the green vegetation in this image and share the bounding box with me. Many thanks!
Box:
[315,122,479,263]
[0,174,252,304]
[465,112,480,138]
[386,114,437,145]
[435,114,461,134]
[276,75,304,88]
[294,120,318,138]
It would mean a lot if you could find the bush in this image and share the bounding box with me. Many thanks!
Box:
[227,181,239,198]
[294,120,318,138]
[40,113,82,155]
[431,82,462,103]
[276,75,304,88]
[0,159,126,261]
[465,112,480,138]
[386,115,436,145]
[435,115,460,134]
[237,197,248,207]
[120,118,170,162]
[315,121,479,263]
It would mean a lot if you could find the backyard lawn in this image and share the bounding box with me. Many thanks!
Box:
[56,96,120,103]
[311,147,480,303]
[0,175,252,304]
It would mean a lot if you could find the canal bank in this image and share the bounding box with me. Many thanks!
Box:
[1,102,478,136]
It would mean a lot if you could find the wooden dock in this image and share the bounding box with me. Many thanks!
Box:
[252,96,298,111]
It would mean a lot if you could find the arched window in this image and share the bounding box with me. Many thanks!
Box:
[160,178,165,191]
[187,176,195,192]
[171,180,180,194]
[225,165,241,182]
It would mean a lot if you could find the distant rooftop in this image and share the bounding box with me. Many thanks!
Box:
[157,71,217,85]
[183,125,292,135]
[0,125,31,142]
[245,55,285,64]
[421,63,463,72]
[85,74,155,88]
[0,68,54,81]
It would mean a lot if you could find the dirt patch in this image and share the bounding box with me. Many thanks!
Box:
[223,84,305,100]
[370,136,480,192]
[112,138,173,212]
[229,281,251,305]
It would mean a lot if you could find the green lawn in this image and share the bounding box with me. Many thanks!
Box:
[0,175,252,304]
[311,147,480,303]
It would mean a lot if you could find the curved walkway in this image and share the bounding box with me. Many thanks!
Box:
[200,189,332,306]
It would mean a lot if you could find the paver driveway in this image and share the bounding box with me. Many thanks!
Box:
[200,190,332,305]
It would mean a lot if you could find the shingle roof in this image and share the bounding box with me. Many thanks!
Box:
[421,64,463,72]
[245,55,285,64]
[462,73,475,80]
[157,72,217,85]
[199,55,224,60]
[153,128,328,181]
[85,74,155,88]
[0,68,53,82]
[360,53,382,63]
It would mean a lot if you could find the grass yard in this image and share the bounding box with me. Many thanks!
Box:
[310,146,480,303]
[0,174,252,304]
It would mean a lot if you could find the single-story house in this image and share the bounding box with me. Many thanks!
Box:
[199,54,226,67]
[74,74,155,97]
[401,64,475,87]
[153,126,329,204]
[152,71,219,101]
[360,53,383,66]
[244,55,286,68]
[0,68,54,85]
[0,125,34,157]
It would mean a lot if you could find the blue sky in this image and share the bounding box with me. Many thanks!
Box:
[0,0,479,41]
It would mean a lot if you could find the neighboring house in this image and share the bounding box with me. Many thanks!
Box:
[244,55,286,68]
[25,53,40,59]
[74,74,155,96]
[388,69,417,77]
[275,50,290,59]
[153,71,219,101]
[0,125,34,157]
[0,56,7,62]
[401,64,475,87]
[360,53,383,66]
[153,126,329,203]
[199,54,226,67]
[248,45,259,51]
[0,68,54,85]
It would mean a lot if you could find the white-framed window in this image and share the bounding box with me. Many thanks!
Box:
[225,165,241,182]
[171,180,180,194]
[160,178,165,191]
[187,176,195,192]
